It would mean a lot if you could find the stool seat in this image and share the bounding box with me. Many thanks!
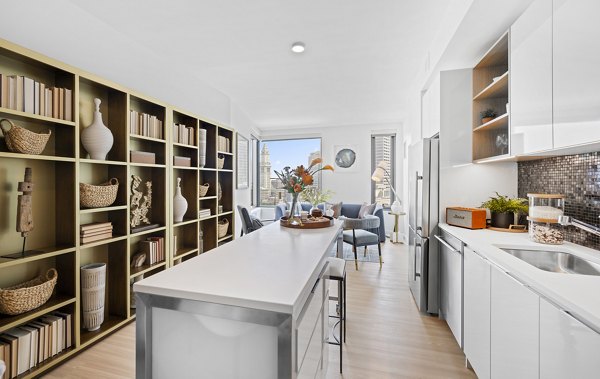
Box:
[327,257,346,278]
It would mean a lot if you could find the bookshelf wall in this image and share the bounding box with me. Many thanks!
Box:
[0,38,235,377]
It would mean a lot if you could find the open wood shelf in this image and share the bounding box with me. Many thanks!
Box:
[473,113,509,132]
[0,38,236,376]
[473,71,508,101]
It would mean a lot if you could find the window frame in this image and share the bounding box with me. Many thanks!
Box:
[256,137,323,207]
[371,134,396,209]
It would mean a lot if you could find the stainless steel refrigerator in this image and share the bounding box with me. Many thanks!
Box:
[408,136,439,314]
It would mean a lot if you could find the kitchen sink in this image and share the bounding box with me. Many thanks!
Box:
[500,248,600,276]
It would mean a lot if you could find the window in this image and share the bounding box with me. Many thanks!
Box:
[257,138,321,206]
[371,134,396,208]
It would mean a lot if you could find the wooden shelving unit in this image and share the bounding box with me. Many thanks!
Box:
[0,38,236,377]
[472,31,510,161]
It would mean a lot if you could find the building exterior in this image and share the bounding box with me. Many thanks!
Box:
[373,135,393,207]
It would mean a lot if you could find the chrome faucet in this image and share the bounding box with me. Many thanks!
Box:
[558,215,600,237]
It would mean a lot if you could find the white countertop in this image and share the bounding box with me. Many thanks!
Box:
[439,223,600,331]
[134,220,342,316]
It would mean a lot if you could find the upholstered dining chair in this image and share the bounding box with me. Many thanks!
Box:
[341,215,382,270]
[237,205,264,236]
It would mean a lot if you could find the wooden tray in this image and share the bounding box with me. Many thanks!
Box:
[280,216,334,229]
[487,225,527,233]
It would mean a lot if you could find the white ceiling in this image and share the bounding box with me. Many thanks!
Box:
[66,0,461,130]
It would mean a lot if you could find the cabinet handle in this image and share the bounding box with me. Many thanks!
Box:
[434,235,461,255]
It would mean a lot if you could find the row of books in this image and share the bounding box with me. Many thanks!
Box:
[80,222,113,244]
[139,237,165,265]
[0,74,73,121]
[199,209,212,219]
[0,311,72,379]
[217,136,231,153]
[130,110,164,139]
[172,123,195,146]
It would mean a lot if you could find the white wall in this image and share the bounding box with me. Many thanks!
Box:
[259,122,403,235]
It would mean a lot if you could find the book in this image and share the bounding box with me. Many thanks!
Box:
[80,222,112,232]
[34,81,40,115]
[58,88,64,119]
[0,74,7,108]
[41,315,60,356]
[46,88,53,117]
[64,89,72,121]
[23,77,34,114]
[34,319,53,358]
[8,76,16,110]
[52,87,59,118]
[28,322,47,363]
[80,227,113,237]
[39,82,45,116]
[130,151,156,164]
[13,75,24,112]
[5,328,30,375]
[0,334,17,378]
[80,231,112,244]
[19,326,37,370]
[53,312,72,349]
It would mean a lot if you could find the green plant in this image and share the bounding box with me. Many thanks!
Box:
[480,108,497,119]
[481,192,528,214]
[300,187,334,205]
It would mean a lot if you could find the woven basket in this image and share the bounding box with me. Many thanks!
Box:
[217,156,225,169]
[0,269,58,315]
[80,178,119,208]
[218,219,229,238]
[0,119,51,155]
[199,183,210,197]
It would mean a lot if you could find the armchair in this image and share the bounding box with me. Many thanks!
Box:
[341,215,382,270]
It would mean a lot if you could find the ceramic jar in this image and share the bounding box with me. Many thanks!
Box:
[173,177,188,222]
[81,263,106,331]
[81,98,113,160]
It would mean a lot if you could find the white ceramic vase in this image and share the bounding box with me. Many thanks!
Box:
[173,177,188,222]
[81,262,106,331]
[198,129,207,167]
[81,98,113,160]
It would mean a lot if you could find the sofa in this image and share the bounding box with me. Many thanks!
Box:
[275,202,386,242]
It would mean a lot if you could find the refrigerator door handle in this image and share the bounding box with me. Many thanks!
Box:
[414,241,421,279]
[415,171,423,231]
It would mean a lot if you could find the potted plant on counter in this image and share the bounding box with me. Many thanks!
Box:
[481,192,528,229]
[480,108,497,124]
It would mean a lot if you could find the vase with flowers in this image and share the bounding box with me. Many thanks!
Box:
[274,158,334,225]
[301,187,334,218]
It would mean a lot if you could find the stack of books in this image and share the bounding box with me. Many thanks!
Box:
[0,74,72,121]
[217,135,231,153]
[199,209,212,219]
[129,110,163,139]
[0,312,72,378]
[139,237,165,265]
[80,222,113,244]
[172,123,195,146]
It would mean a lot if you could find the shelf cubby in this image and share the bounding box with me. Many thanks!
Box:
[0,117,75,159]
[200,218,217,253]
[199,121,217,169]
[218,171,234,214]
[79,162,128,210]
[80,207,128,238]
[78,77,128,162]
[173,169,198,223]
[129,166,166,233]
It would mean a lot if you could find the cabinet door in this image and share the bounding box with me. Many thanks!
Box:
[540,298,600,378]
[553,0,600,147]
[438,232,463,348]
[490,267,539,378]
[510,0,553,154]
[463,247,490,379]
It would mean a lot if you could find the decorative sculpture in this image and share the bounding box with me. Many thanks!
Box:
[130,175,153,230]
[17,167,34,257]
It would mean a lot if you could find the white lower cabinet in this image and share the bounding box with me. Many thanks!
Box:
[539,298,600,378]
[490,268,539,378]
[463,247,491,379]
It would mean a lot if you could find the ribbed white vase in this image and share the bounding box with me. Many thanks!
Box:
[173,177,188,222]
[81,98,113,160]
[81,262,106,331]
[198,129,207,167]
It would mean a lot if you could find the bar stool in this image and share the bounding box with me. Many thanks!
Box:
[327,257,346,373]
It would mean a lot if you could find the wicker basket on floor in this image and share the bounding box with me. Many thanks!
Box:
[0,269,58,315]
[80,178,119,208]
[218,219,229,238]
[0,119,51,155]
[199,183,210,197]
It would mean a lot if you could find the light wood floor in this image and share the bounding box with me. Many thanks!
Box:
[43,242,475,379]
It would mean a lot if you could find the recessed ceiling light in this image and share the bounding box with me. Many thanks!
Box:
[291,42,305,53]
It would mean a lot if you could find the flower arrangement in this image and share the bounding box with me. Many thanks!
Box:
[300,187,334,206]
[274,157,333,224]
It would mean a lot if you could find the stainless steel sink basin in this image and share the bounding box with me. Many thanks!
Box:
[500,248,600,276]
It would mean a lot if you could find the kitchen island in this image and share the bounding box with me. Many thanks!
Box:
[134,220,343,379]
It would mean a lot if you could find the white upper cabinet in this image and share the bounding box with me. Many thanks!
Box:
[422,73,440,139]
[490,268,539,378]
[510,0,553,154]
[540,298,600,378]
[553,0,600,148]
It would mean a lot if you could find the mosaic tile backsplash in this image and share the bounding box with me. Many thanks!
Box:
[518,152,600,250]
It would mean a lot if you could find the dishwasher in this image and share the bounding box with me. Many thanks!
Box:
[435,229,464,348]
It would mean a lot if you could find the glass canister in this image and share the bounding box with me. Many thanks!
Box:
[527,193,565,244]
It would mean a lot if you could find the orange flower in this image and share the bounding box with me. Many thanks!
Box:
[295,165,305,176]
[309,157,322,167]
[294,183,303,193]
[302,174,313,185]
[322,164,334,171]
